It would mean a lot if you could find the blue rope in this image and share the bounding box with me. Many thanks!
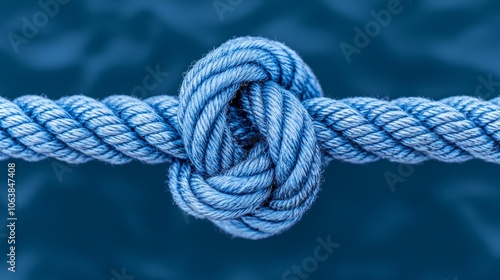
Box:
[2,36,499,239]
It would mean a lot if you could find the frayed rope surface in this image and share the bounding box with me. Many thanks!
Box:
[1,37,500,239]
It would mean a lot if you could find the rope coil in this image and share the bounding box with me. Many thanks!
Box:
[1,37,499,239]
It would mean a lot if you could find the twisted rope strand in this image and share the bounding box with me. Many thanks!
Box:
[304,96,500,164]
[3,36,499,239]
[2,95,499,164]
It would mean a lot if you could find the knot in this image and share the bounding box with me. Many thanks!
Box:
[168,36,324,239]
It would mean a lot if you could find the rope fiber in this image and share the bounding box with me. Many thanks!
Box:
[1,36,499,239]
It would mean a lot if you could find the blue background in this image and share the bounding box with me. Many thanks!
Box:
[1,0,500,279]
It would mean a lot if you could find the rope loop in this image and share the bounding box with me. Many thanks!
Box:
[171,37,324,239]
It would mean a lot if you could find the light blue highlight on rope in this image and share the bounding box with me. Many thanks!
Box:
[1,36,499,239]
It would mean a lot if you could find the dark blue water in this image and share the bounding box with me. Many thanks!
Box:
[0,1,499,279]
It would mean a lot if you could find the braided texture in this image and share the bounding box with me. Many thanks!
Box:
[2,37,499,239]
